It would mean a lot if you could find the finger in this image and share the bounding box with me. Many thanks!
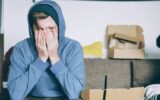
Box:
[52,28,58,39]
[44,31,47,49]
[42,31,46,48]
[46,28,53,42]
[46,28,49,42]
[46,29,50,47]
[48,28,53,38]
[53,32,58,41]
[52,29,59,45]
[38,30,42,47]
[40,31,44,47]
[48,28,58,46]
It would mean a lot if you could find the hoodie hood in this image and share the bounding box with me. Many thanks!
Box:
[28,0,66,44]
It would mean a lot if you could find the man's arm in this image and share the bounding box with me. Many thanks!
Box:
[7,47,48,100]
[145,84,160,100]
[49,43,85,99]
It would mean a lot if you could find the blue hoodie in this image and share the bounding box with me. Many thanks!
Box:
[7,1,85,100]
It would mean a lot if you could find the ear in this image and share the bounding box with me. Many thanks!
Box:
[33,24,37,30]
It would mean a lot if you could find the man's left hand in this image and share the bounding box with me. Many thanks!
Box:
[46,28,59,64]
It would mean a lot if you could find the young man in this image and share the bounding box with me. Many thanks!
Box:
[7,1,85,100]
[144,35,160,100]
[145,84,160,100]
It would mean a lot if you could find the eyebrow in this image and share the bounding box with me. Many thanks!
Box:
[37,26,44,30]
[36,26,47,30]
[37,26,56,30]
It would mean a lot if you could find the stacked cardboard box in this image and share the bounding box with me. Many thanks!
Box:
[81,87,145,100]
[107,25,145,59]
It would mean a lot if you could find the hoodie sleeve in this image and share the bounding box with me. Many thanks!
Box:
[7,46,48,100]
[49,42,85,99]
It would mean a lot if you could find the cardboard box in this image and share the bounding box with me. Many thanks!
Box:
[108,48,145,59]
[81,87,144,100]
[107,25,145,49]
[107,25,143,39]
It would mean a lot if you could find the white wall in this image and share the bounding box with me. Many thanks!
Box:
[4,0,160,59]
[0,0,4,33]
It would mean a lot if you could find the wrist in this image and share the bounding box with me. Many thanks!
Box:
[50,55,60,65]
[39,56,48,63]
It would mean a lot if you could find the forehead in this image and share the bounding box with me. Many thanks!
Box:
[36,16,57,28]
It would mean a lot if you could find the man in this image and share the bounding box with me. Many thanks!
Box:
[144,35,160,100]
[145,84,160,100]
[7,0,85,100]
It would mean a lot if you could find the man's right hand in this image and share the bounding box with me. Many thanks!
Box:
[34,29,48,62]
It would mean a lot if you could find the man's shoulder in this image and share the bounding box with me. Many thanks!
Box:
[14,38,31,49]
[65,38,81,46]
[63,37,82,48]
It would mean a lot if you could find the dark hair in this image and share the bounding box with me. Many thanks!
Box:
[32,11,49,26]
[157,34,160,48]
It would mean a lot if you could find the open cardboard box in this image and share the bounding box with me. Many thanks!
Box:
[81,87,145,100]
[108,48,145,59]
[107,25,145,49]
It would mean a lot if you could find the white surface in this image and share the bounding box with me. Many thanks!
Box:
[4,0,160,59]
[3,82,7,88]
